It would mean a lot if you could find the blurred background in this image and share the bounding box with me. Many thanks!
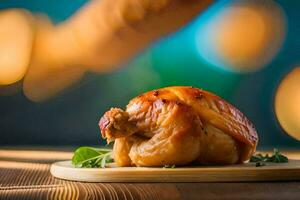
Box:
[0,0,300,148]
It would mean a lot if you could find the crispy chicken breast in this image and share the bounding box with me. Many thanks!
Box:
[99,86,258,167]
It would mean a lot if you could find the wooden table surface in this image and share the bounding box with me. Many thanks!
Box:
[1,148,300,200]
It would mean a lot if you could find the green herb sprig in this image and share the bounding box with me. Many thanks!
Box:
[250,148,288,167]
[72,147,114,168]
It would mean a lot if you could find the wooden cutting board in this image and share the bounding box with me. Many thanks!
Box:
[51,160,300,182]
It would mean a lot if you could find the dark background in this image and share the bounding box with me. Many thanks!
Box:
[0,0,300,148]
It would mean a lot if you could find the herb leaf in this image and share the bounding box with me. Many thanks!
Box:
[250,148,288,165]
[270,148,288,163]
[72,147,113,168]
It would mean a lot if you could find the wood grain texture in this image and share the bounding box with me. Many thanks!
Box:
[1,149,300,200]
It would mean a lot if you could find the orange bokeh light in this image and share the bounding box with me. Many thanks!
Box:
[198,1,286,72]
[275,67,300,141]
[0,10,33,85]
[214,6,266,71]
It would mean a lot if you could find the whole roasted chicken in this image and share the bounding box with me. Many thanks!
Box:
[99,86,258,167]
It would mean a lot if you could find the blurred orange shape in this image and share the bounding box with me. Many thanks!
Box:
[23,64,85,102]
[198,1,286,72]
[215,6,266,70]
[22,17,86,102]
[275,67,300,141]
[22,0,213,101]
[0,9,34,85]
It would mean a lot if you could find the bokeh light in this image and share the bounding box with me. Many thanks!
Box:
[275,67,300,141]
[196,1,286,73]
[0,10,33,85]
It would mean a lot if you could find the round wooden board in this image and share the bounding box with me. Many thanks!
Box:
[51,160,300,183]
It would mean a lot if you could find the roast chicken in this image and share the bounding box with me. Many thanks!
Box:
[99,86,258,167]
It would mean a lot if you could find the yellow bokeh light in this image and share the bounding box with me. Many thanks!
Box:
[275,67,300,141]
[215,6,266,70]
[0,10,33,85]
[198,1,286,72]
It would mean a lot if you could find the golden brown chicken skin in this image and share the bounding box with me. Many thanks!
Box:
[99,86,258,167]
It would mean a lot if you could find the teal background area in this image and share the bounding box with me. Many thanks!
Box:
[0,1,300,148]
